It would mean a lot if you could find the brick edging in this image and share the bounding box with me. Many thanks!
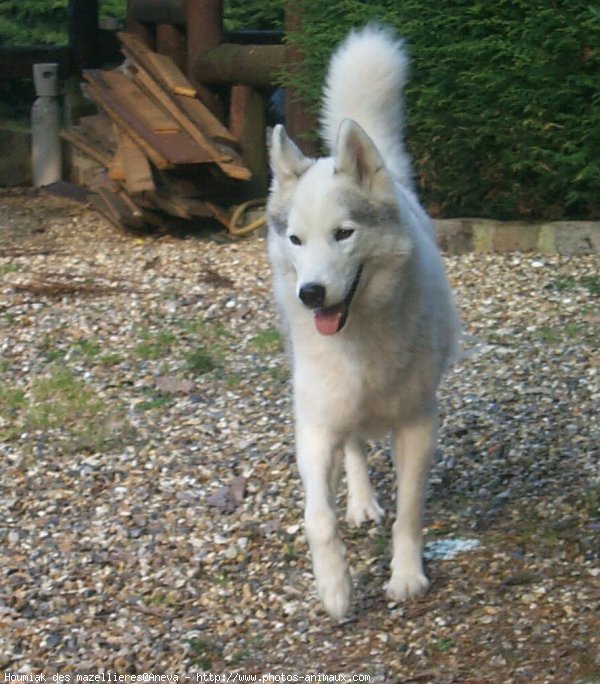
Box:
[433,218,600,255]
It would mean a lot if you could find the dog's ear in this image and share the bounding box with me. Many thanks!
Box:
[334,119,394,199]
[270,124,313,190]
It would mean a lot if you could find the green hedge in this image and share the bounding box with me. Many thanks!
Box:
[0,1,127,46]
[285,0,600,220]
[0,1,281,46]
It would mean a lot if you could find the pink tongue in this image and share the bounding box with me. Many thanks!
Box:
[314,309,342,336]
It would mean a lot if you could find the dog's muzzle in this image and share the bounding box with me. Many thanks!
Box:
[299,282,326,309]
[299,265,363,336]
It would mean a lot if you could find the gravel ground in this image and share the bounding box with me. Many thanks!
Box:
[0,189,598,683]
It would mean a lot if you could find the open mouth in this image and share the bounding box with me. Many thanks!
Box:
[313,265,363,336]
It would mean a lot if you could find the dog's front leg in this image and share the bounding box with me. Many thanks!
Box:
[386,412,436,602]
[296,422,352,621]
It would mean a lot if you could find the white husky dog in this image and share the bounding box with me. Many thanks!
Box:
[266,26,459,620]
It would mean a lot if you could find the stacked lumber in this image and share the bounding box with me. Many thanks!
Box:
[62,32,255,232]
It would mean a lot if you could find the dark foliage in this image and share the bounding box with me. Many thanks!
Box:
[285,0,600,219]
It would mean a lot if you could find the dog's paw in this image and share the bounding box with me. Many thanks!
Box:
[345,495,384,528]
[385,572,430,602]
[316,569,353,621]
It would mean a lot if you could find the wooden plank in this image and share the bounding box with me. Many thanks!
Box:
[204,201,231,229]
[149,51,195,96]
[176,94,236,145]
[117,187,144,218]
[60,128,112,168]
[127,60,249,178]
[107,152,125,181]
[84,78,170,169]
[84,71,212,166]
[101,69,179,133]
[118,32,251,180]
[79,114,115,148]
[89,171,120,194]
[91,193,122,228]
[107,123,125,180]
[119,32,235,143]
[97,187,145,229]
[117,128,156,194]
[144,192,190,219]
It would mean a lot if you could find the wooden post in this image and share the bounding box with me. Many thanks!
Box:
[156,24,186,73]
[229,85,268,197]
[126,0,155,49]
[185,0,223,79]
[68,0,100,73]
[129,0,186,25]
[284,4,318,156]
[191,44,285,88]
[184,0,224,119]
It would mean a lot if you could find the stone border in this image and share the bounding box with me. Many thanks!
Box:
[433,218,600,255]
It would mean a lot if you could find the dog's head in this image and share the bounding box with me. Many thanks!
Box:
[267,119,412,336]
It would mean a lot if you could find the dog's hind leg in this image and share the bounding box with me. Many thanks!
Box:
[296,423,353,621]
[344,438,384,527]
[386,411,436,602]
[328,444,344,498]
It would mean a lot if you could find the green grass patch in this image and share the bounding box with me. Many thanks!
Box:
[225,372,243,388]
[283,542,299,561]
[537,327,561,344]
[268,365,288,384]
[250,327,283,353]
[434,637,454,653]
[180,316,231,340]
[0,262,21,276]
[185,637,222,670]
[45,348,66,362]
[146,590,180,609]
[0,386,27,412]
[135,330,176,360]
[230,635,266,665]
[548,275,577,292]
[581,275,600,297]
[582,484,600,519]
[547,275,600,297]
[1,365,136,453]
[373,531,390,556]
[137,391,173,412]
[185,347,221,376]
[99,352,123,367]
[73,338,102,358]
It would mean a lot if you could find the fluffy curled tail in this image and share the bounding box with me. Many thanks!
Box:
[320,25,413,188]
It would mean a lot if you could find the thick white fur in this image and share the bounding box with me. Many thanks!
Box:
[266,26,459,621]
[321,25,413,189]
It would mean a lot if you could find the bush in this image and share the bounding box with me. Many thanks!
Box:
[224,1,283,31]
[0,1,126,46]
[0,1,282,47]
[284,0,600,220]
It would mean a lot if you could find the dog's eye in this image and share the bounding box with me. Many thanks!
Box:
[334,227,355,242]
[289,234,302,246]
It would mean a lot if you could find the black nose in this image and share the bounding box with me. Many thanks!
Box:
[299,282,326,309]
